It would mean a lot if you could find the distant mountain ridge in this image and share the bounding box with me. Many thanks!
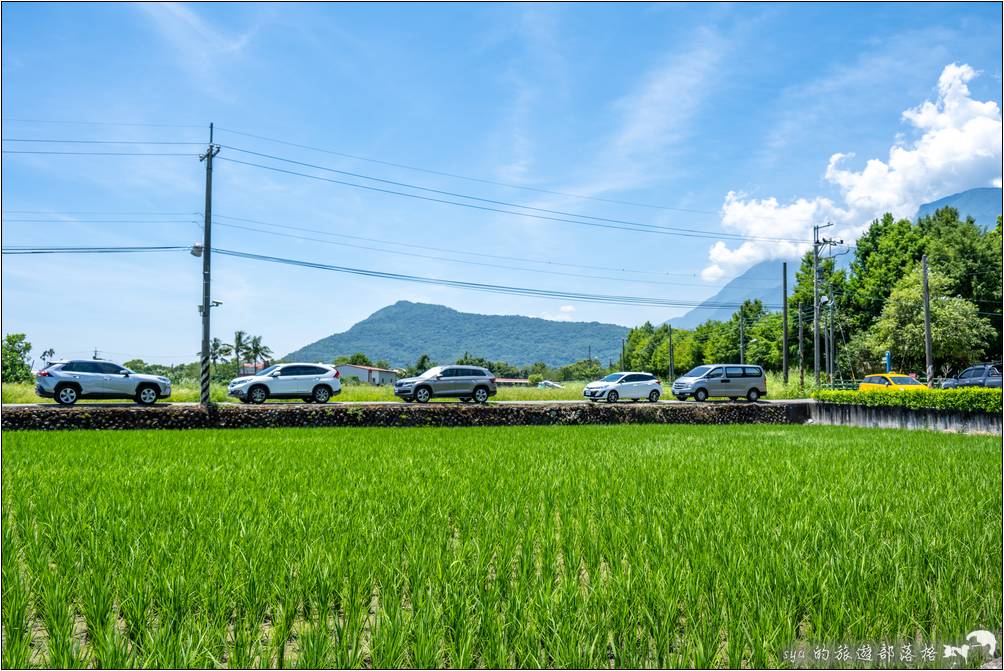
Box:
[285,301,629,367]
[915,187,1001,230]
[667,187,1002,329]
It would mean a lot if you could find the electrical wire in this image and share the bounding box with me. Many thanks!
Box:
[2,150,197,157]
[1,245,190,254]
[212,247,782,310]
[1,118,205,129]
[2,138,203,145]
[219,145,810,245]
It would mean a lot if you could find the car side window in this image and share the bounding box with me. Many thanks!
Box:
[725,367,743,378]
[77,362,102,374]
[743,366,762,377]
[622,374,640,383]
[302,366,327,375]
[61,362,79,372]
[278,366,299,376]
[990,366,1001,377]
[441,368,457,377]
[706,368,723,379]
[98,363,123,374]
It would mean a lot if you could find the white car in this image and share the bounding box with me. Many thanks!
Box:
[228,363,341,404]
[537,380,564,389]
[583,372,662,403]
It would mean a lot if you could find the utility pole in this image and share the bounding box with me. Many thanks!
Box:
[782,261,789,384]
[668,324,675,381]
[922,254,934,386]
[829,299,836,381]
[199,123,221,407]
[812,224,821,385]
[798,303,804,389]
[621,338,626,371]
[739,316,745,365]
[588,344,591,364]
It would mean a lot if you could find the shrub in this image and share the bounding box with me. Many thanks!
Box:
[812,388,1002,413]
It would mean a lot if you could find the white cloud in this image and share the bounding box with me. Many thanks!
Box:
[559,305,575,313]
[703,63,1002,281]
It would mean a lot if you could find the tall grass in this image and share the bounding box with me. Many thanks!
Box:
[2,425,1000,668]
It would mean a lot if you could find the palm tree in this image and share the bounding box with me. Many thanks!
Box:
[232,330,248,369]
[248,335,273,368]
[209,337,232,367]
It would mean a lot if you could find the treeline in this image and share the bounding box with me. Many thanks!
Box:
[623,207,1002,379]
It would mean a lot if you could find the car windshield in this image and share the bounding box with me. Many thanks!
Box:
[684,366,712,377]
[600,373,624,383]
[420,366,444,379]
[255,365,280,377]
[890,376,923,385]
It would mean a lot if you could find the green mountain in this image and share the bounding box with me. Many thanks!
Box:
[285,301,629,367]
[915,187,1002,230]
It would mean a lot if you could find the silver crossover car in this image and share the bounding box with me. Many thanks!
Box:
[583,372,663,403]
[393,365,497,403]
[228,363,342,404]
[671,364,767,402]
[35,359,172,406]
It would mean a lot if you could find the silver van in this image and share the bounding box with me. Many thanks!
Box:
[671,364,767,402]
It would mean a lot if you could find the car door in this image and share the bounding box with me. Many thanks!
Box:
[431,367,456,395]
[724,367,745,397]
[98,362,133,396]
[703,367,725,396]
[959,366,982,388]
[73,361,113,395]
[270,365,304,396]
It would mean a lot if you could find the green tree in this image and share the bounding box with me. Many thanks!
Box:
[866,265,994,372]
[248,336,273,367]
[2,333,33,383]
[232,330,248,366]
[348,352,373,366]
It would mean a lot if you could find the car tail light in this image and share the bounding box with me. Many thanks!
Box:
[655,379,661,385]
[333,369,341,378]
[490,377,496,383]
[36,370,50,377]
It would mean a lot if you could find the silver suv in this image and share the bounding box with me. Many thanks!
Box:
[228,363,342,404]
[35,360,172,406]
[394,365,497,403]
[672,364,767,402]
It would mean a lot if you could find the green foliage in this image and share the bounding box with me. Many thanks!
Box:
[865,265,994,372]
[3,425,1000,667]
[1,333,33,384]
[813,388,1002,413]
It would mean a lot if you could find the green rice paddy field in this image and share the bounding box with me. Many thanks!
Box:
[2,425,1001,668]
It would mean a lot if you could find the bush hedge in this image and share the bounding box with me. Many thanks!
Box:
[813,388,1002,413]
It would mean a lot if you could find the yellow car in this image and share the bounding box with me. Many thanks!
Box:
[858,372,927,391]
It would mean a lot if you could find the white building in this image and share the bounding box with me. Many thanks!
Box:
[335,364,400,385]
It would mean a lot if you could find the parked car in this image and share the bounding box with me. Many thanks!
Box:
[228,363,341,404]
[858,373,926,391]
[940,363,1002,389]
[393,365,497,403]
[583,372,662,403]
[537,380,563,389]
[35,359,171,406]
[671,364,767,402]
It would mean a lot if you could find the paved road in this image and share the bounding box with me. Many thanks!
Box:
[2,399,813,409]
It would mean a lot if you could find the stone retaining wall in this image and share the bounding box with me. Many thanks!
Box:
[1,401,811,431]
[810,402,1001,434]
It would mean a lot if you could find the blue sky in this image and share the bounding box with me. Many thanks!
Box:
[2,2,1001,364]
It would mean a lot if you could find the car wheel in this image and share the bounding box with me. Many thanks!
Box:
[135,385,159,406]
[415,387,432,403]
[606,390,619,403]
[312,385,331,404]
[648,390,661,402]
[694,388,708,402]
[746,388,760,402]
[55,384,79,406]
[473,387,489,404]
[248,385,269,404]
[675,395,687,401]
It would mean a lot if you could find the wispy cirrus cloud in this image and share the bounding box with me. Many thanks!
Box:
[702,62,1002,281]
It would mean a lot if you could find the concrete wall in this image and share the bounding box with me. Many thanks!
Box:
[811,402,1001,434]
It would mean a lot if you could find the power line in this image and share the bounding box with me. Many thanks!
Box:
[212,213,782,284]
[1,118,205,129]
[214,219,751,289]
[219,155,799,243]
[215,125,703,213]
[3,218,199,224]
[2,245,190,254]
[2,210,201,216]
[213,246,782,310]
[220,144,810,245]
[2,150,197,157]
[2,138,203,145]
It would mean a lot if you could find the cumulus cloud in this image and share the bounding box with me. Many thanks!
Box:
[559,305,576,313]
[702,63,1002,281]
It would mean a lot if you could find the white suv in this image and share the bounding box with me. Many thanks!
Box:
[583,372,662,403]
[228,363,341,404]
